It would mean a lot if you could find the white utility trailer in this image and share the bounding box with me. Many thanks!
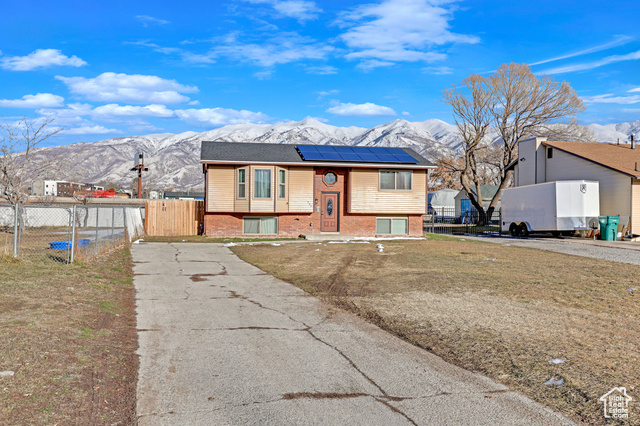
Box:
[501,180,600,237]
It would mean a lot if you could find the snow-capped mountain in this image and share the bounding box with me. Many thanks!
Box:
[588,120,640,144]
[28,118,639,191]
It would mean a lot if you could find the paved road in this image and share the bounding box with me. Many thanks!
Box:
[461,235,640,265]
[133,243,573,425]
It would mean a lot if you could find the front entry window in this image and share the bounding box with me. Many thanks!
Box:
[326,198,333,216]
[324,172,337,185]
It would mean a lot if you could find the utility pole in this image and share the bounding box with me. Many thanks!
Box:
[130,151,149,199]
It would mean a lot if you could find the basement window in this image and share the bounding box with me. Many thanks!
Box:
[243,217,278,234]
[376,217,408,235]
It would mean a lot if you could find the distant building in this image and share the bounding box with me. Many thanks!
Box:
[31,180,103,197]
[164,191,205,200]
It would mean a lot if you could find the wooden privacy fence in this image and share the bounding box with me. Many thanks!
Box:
[145,200,204,236]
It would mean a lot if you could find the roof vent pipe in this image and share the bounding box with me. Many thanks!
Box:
[632,134,636,150]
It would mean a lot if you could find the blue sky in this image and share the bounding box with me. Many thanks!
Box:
[1,0,639,146]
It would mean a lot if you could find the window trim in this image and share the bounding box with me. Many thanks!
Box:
[379,170,413,191]
[237,167,247,199]
[253,168,272,199]
[323,171,338,186]
[278,169,286,199]
[243,216,278,235]
[376,217,409,235]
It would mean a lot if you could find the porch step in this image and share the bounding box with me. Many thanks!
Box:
[302,234,355,241]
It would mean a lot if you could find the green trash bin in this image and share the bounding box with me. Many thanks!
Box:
[599,215,620,241]
[608,216,620,240]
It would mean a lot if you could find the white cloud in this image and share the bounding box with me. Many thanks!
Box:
[402,111,411,116]
[541,49,640,74]
[273,1,321,21]
[530,35,634,66]
[336,0,478,67]
[317,89,340,97]
[582,93,640,104]
[175,107,270,127]
[628,87,640,93]
[422,65,453,75]
[136,15,170,26]
[92,104,175,118]
[0,93,65,108]
[63,125,122,135]
[326,102,397,117]
[55,72,198,104]
[0,49,87,71]
[242,0,321,21]
[213,32,333,67]
[305,65,338,75]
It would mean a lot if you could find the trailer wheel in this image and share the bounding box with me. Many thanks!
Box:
[509,223,519,237]
[519,224,530,237]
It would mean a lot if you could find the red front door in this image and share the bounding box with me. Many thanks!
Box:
[321,192,339,232]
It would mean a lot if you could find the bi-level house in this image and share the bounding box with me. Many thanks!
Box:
[200,142,435,238]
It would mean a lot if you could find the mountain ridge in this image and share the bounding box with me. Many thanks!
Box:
[31,118,639,191]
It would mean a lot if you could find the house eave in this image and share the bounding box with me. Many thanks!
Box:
[199,160,435,170]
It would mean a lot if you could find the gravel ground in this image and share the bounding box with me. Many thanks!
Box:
[460,235,640,265]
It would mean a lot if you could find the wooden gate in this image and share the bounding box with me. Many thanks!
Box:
[145,200,204,236]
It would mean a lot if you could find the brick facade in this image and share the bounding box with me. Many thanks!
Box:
[204,166,424,238]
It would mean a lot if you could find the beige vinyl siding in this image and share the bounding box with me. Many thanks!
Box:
[546,150,631,218]
[349,168,426,214]
[207,165,235,212]
[632,179,640,235]
[234,167,250,212]
[288,167,314,213]
[275,166,289,213]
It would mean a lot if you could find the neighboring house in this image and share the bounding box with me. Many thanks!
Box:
[200,142,434,237]
[513,137,640,235]
[454,185,500,218]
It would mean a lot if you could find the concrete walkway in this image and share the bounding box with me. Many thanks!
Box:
[133,243,573,425]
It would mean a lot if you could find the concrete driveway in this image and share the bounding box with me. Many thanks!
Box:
[133,243,573,425]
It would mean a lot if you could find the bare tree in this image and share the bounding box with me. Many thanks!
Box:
[443,63,586,223]
[0,117,62,204]
[442,74,495,223]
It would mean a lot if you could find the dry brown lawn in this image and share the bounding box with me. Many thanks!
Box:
[0,247,138,425]
[232,236,640,425]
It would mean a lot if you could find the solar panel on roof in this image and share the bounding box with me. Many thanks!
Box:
[296,145,419,164]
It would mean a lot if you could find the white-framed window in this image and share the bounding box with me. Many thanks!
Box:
[237,168,247,199]
[243,217,278,234]
[379,170,412,190]
[278,169,286,199]
[254,169,271,198]
[376,217,408,235]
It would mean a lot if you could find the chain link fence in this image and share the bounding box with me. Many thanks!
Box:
[0,203,144,263]
[424,207,502,236]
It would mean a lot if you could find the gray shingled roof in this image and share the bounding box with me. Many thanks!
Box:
[200,141,434,167]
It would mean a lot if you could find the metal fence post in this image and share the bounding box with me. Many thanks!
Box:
[95,207,99,257]
[111,206,115,248]
[13,203,19,258]
[70,205,77,263]
[123,207,128,241]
